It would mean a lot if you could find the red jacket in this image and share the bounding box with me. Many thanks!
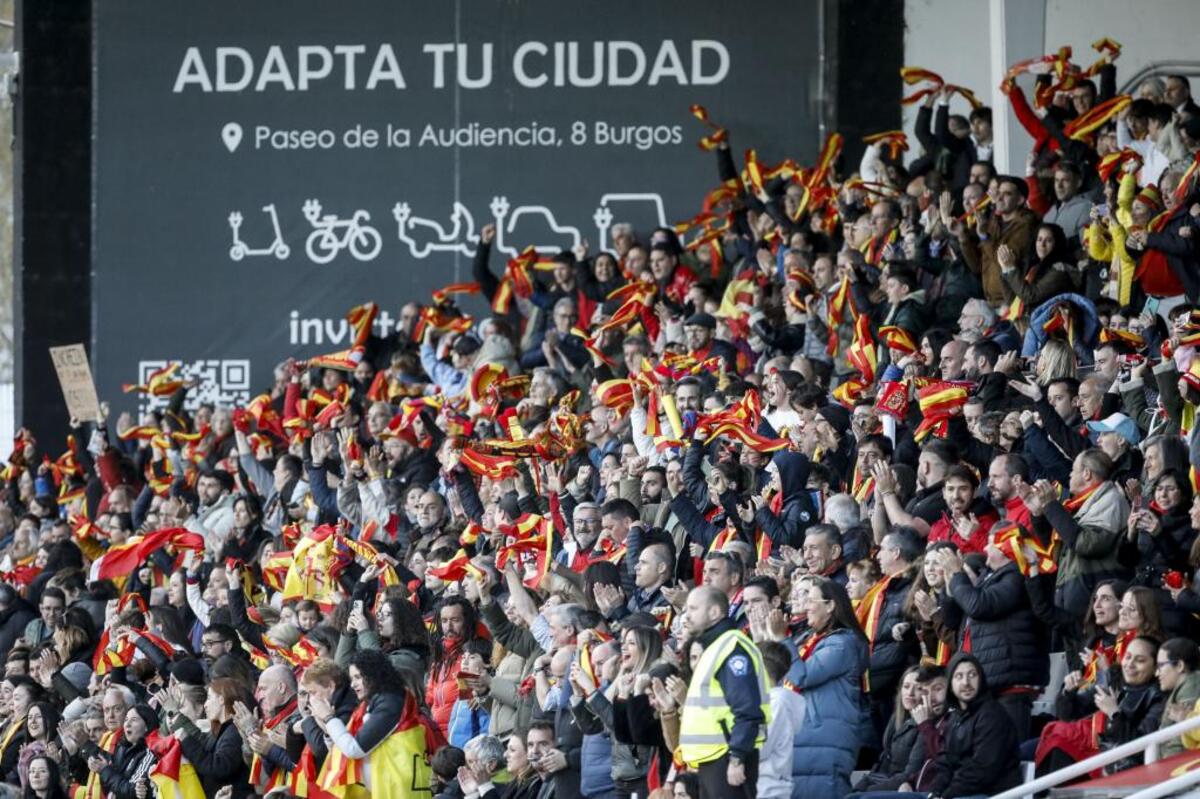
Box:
[662,265,698,306]
[927,509,999,554]
[425,644,464,735]
[1002,496,1033,534]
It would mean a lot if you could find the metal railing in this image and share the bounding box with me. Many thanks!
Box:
[1123,767,1200,799]
[991,714,1200,799]
[1119,61,1200,96]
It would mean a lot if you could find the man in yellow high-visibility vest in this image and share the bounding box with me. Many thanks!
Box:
[679,585,770,797]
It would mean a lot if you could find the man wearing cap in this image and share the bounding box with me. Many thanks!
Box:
[1126,167,1200,304]
[1088,412,1144,487]
[684,312,739,372]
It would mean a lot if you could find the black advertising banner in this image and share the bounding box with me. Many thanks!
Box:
[92,1,821,415]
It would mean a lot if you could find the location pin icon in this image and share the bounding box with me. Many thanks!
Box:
[222,122,243,153]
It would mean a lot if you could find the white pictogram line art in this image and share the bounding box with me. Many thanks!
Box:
[392,201,479,258]
[228,204,290,261]
[303,199,383,264]
[490,195,582,257]
[592,193,668,251]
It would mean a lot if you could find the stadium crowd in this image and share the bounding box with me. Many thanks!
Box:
[2,37,1200,799]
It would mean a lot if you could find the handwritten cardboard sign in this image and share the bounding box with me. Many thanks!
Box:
[49,344,101,420]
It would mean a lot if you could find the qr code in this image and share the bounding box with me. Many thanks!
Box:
[136,360,251,414]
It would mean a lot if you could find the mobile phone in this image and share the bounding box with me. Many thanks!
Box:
[1095,203,1109,217]
[81,742,103,760]
[1096,667,1109,691]
[353,600,364,614]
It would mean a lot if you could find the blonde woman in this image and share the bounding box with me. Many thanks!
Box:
[1036,338,1078,385]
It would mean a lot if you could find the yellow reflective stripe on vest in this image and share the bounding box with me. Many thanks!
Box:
[678,629,770,766]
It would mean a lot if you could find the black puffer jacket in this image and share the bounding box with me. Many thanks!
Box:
[926,654,1020,799]
[1100,681,1166,774]
[945,561,1049,691]
[867,573,918,696]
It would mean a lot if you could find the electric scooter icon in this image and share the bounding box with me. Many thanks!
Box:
[228,205,291,261]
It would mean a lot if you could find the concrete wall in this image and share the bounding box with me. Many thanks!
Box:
[902,0,1200,171]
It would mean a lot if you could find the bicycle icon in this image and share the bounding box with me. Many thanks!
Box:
[302,199,383,264]
[228,204,290,261]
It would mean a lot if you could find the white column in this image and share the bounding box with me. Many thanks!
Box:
[988,0,1046,174]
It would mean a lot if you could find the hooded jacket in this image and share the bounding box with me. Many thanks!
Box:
[754,450,817,548]
[925,653,1020,798]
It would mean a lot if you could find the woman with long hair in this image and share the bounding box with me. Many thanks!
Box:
[171,677,252,798]
[572,626,662,799]
[15,702,58,788]
[218,494,268,564]
[919,329,954,378]
[782,577,869,799]
[1058,581,1125,699]
[1035,338,1078,385]
[0,678,39,783]
[147,605,194,656]
[1130,469,1194,581]
[1037,637,1164,775]
[311,648,442,797]
[94,705,156,799]
[337,594,432,683]
[906,543,958,665]
[854,665,925,791]
[997,223,1076,310]
[22,755,67,799]
[1155,638,1200,757]
[1130,470,1196,636]
[497,733,541,799]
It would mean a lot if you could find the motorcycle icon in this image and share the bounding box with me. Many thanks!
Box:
[302,199,383,264]
[228,204,290,261]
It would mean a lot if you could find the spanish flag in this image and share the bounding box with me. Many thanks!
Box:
[1098,328,1145,350]
[863,130,909,161]
[460,447,519,481]
[1065,95,1131,141]
[147,731,205,799]
[307,345,366,372]
[879,326,916,356]
[912,382,968,443]
[122,362,185,397]
[990,520,1059,577]
[345,302,379,348]
[88,528,204,582]
[703,422,789,453]
[318,693,443,798]
[595,379,635,415]
[427,548,471,582]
